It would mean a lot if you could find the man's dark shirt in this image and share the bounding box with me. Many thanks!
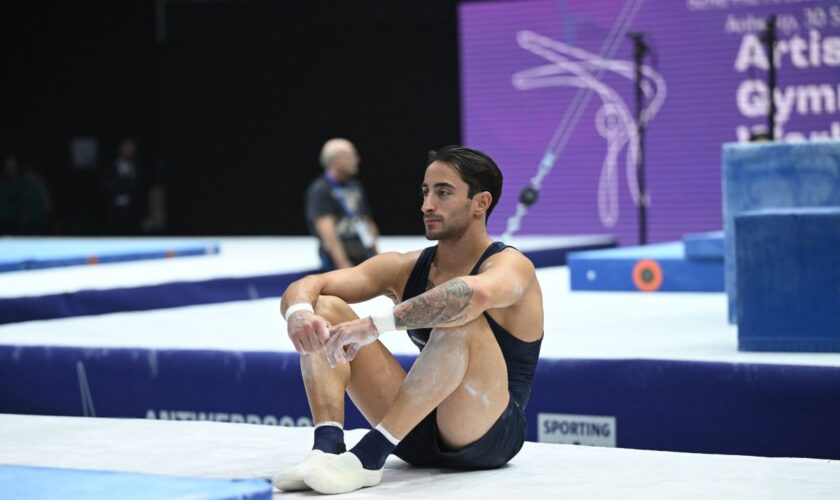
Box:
[305,174,373,266]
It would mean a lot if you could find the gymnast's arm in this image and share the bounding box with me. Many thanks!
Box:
[324,250,536,366]
[392,249,535,330]
[281,251,412,353]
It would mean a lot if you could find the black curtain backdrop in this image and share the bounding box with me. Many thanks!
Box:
[1,0,460,235]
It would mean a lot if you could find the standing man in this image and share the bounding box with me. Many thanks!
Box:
[306,138,379,270]
[102,138,148,235]
[276,146,544,494]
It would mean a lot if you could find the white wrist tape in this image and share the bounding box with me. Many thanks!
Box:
[370,310,396,335]
[284,303,314,322]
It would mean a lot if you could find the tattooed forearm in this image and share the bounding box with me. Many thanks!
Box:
[394,278,474,329]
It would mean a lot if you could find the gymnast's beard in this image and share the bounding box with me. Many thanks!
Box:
[425,201,473,241]
[424,217,468,241]
[425,228,444,240]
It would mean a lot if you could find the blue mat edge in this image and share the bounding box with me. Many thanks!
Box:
[0,464,271,500]
[0,243,220,273]
[0,245,612,325]
[682,231,724,260]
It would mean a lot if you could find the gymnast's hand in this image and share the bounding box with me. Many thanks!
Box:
[325,317,380,368]
[287,310,331,354]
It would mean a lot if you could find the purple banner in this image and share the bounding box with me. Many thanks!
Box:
[460,0,840,244]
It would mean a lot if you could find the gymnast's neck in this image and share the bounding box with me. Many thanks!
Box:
[431,223,495,275]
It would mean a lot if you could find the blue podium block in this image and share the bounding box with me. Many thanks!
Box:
[723,141,840,324]
[683,231,724,260]
[736,208,840,352]
[568,242,724,292]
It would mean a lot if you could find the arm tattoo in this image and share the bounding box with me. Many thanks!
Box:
[394,278,474,329]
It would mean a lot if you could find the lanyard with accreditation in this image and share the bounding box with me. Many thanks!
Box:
[325,174,376,251]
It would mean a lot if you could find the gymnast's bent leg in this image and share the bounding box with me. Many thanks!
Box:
[273,296,406,491]
[304,315,510,494]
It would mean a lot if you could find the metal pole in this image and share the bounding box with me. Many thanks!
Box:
[630,33,649,245]
[764,15,777,140]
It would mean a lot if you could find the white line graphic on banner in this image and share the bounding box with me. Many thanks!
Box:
[502,0,653,239]
[76,361,97,417]
[511,30,667,228]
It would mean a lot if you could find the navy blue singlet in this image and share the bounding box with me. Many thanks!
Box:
[401,242,542,409]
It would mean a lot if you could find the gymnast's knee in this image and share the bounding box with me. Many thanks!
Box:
[313,295,354,323]
[428,319,483,346]
[429,322,474,345]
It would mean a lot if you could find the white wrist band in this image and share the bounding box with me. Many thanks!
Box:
[371,310,396,335]
[284,303,314,322]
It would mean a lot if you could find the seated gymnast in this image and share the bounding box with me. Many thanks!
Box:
[274,146,544,494]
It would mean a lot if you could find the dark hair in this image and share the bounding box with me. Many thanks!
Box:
[427,145,503,221]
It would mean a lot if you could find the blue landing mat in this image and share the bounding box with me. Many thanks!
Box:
[0,239,220,273]
[0,271,314,326]
[568,242,724,292]
[0,464,270,500]
[0,242,613,325]
[2,346,838,460]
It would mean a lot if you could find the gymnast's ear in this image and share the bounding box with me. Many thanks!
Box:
[473,191,492,216]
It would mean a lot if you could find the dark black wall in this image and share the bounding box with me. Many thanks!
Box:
[1,0,460,235]
[2,2,160,234]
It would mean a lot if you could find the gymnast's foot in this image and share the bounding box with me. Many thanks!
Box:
[272,450,338,491]
[303,451,384,495]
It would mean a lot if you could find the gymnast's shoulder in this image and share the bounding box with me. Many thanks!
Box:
[356,249,423,276]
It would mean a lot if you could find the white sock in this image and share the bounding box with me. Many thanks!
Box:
[315,421,343,430]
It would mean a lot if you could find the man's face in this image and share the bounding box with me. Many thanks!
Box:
[329,149,359,181]
[421,161,475,241]
[119,141,137,161]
